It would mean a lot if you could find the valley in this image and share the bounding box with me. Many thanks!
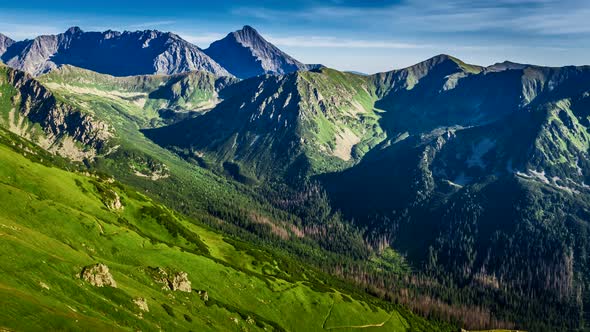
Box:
[0,23,589,332]
[0,129,440,331]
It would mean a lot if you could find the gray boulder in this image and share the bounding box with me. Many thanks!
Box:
[81,263,117,288]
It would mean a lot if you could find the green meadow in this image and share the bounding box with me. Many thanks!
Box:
[0,128,446,331]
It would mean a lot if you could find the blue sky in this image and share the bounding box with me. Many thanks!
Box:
[1,0,589,73]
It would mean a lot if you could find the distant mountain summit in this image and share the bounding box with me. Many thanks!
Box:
[485,60,529,72]
[0,27,230,77]
[204,25,313,79]
[0,26,321,79]
[0,33,14,55]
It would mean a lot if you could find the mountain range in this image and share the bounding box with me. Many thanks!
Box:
[0,25,317,79]
[1,24,590,332]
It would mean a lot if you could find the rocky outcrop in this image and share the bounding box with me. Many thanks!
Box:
[91,180,124,210]
[150,267,170,290]
[0,65,111,160]
[1,27,230,77]
[81,263,117,288]
[106,191,123,210]
[204,25,312,79]
[133,297,149,312]
[149,267,191,292]
[170,272,191,292]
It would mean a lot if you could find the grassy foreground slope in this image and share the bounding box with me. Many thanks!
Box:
[1,63,274,249]
[0,128,449,331]
[36,66,291,237]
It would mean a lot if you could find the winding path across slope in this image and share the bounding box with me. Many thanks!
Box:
[322,300,398,330]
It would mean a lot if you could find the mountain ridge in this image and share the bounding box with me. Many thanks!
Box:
[38,64,240,127]
[0,27,231,77]
[204,25,313,79]
[143,66,385,180]
[0,62,111,160]
[2,24,590,331]
[0,32,14,55]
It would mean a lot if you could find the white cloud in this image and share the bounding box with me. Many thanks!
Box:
[516,7,590,35]
[127,20,177,29]
[266,35,429,49]
[233,0,590,36]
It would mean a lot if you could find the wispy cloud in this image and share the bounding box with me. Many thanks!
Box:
[0,0,587,71]
[516,7,590,35]
[233,0,590,36]
[266,35,429,49]
[396,0,590,35]
[266,34,565,53]
[127,20,177,29]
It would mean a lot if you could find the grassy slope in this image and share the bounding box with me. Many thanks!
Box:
[142,67,387,180]
[39,65,234,127]
[297,68,386,174]
[11,64,417,285]
[0,65,44,142]
[37,67,266,217]
[0,128,447,331]
[39,66,388,203]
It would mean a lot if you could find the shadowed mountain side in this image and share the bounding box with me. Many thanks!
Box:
[204,25,316,79]
[0,27,230,77]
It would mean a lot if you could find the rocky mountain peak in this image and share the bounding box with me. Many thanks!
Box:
[428,53,453,62]
[65,26,83,35]
[372,54,481,97]
[0,27,230,77]
[102,29,122,39]
[418,54,474,71]
[231,25,264,44]
[0,33,15,55]
[241,25,256,32]
[486,60,529,72]
[204,25,309,79]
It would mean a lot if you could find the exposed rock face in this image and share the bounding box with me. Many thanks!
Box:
[106,191,123,210]
[170,272,191,292]
[0,33,14,56]
[204,25,312,79]
[133,297,149,312]
[0,27,230,77]
[0,65,111,160]
[150,267,170,290]
[149,267,191,292]
[81,263,117,288]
